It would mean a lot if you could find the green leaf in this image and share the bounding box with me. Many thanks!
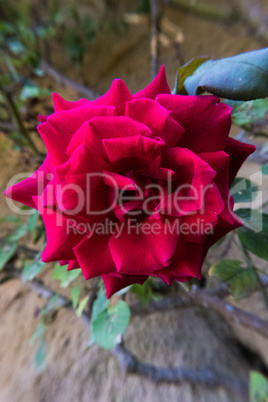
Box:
[8,40,25,55]
[131,278,161,306]
[35,341,47,373]
[76,296,89,317]
[71,285,81,309]
[7,223,29,242]
[20,84,51,101]
[229,99,268,126]
[30,322,45,345]
[0,215,21,224]
[27,210,39,233]
[178,280,192,292]
[52,262,81,287]
[0,242,17,270]
[173,56,210,95]
[235,208,264,232]
[184,48,268,100]
[91,291,108,322]
[88,291,109,346]
[262,164,268,175]
[250,371,268,402]
[92,300,130,349]
[237,214,268,261]
[40,295,61,316]
[209,260,258,299]
[231,178,259,203]
[22,259,45,282]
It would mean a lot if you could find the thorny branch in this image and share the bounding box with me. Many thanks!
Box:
[0,263,265,392]
[2,263,268,338]
[0,264,92,326]
[131,286,268,339]
[112,342,247,396]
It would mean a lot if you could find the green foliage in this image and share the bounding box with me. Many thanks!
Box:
[228,99,268,127]
[71,285,81,309]
[22,258,45,282]
[209,260,258,299]
[30,322,46,345]
[65,9,97,68]
[20,83,51,101]
[0,242,17,270]
[250,371,268,402]
[183,48,268,100]
[131,278,161,306]
[35,341,47,373]
[262,164,268,175]
[7,223,30,242]
[173,56,210,95]
[237,214,268,261]
[76,295,90,317]
[91,300,131,349]
[91,291,109,321]
[27,210,39,233]
[52,263,81,287]
[89,290,131,349]
[231,178,259,203]
[40,295,61,317]
[137,0,151,14]
[0,211,42,272]
[235,208,264,232]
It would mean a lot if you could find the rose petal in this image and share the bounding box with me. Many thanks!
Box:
[92,79,132,115]
[224,137,256,185]
[52,93,90,112]
[59,260,69,266]
[38,104,117,168]
[108,219,179,275]
[4,156,51,209]
[103,171,137,191]
[156,94,231,153]
[67,115,151,160]
[74,233,117,279]
[67,260,80,271]
[133,65,171,99]
[38,114,48,123]
[55,144,111,220]
[126,98,184,147]
[103,135,165,171]
[199,151,243,246]
[157,237,204,285]
[32,196,85,262]
[102,273,148,298]
[158,147,216,216]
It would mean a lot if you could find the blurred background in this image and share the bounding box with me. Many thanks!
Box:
[0,0,268,401]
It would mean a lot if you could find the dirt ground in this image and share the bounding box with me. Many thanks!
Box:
[0,1,268,401]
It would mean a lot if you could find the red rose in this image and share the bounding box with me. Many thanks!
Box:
[4,66,255,297]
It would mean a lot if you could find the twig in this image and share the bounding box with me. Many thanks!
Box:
[0,264,260,392]
[40,60,100,100]
[0,84,41,156]
[131,287,268,339]
[0,264,91,326]
[3,259,268,338]
[149,0,159,79]
[112,342,247,395]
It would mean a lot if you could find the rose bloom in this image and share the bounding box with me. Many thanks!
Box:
[5,67,255,297]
